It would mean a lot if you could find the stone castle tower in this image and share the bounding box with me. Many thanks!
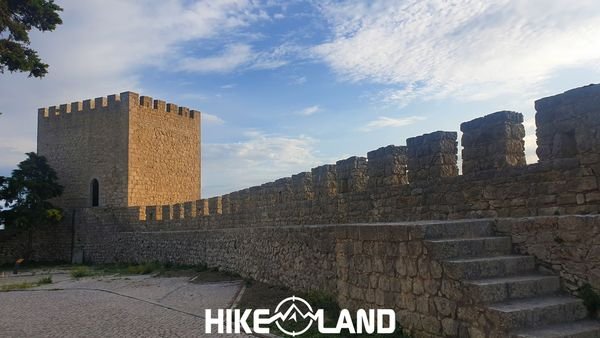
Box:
[37,92,201,208]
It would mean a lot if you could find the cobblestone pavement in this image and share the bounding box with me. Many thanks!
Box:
[0,274,254,337]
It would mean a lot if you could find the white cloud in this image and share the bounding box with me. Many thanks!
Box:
[178,42,294,73]
[313,0,600,104]
[248,43,297,70]
[295,105,320,116]
[202,113,225,125]
[202,131,323,196]
[360,116,425,132]
[179,44,253,73]
[0,0,272,172]
[290,75,307,85]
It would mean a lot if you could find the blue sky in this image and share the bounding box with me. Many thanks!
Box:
[1,0,600,197]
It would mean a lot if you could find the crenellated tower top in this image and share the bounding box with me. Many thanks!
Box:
[38,91,200,121]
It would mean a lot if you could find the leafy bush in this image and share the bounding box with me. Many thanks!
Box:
[579,284,600,316]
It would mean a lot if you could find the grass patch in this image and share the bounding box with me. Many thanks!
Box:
[68,262,211,278]
[1,275,53,292]
[1,282,37,291]
[37,276,53,284]
[237,281,409,337]
[70,266,94,278]
[126,261,162,275]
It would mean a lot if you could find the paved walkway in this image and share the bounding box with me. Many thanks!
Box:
[0,273,252,337]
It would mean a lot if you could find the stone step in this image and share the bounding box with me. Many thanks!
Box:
[425,236,512,259]
[423,220,494,239]
[511,320,600,338]
[465,274,561,303]
[486,295,588,331]
[444,255,535,280]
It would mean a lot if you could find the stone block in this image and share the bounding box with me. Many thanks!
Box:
[336,156,368,193]
[461,111,526,174]
[407,131,458,182]
[535,84,600,163]
[367,145,408,189]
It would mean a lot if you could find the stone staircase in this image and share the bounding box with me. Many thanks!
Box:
[424,220,600,337]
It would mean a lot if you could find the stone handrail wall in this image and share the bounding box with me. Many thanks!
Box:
[66,212,600,337]
[496,215,600,293]
[70,211,484,336]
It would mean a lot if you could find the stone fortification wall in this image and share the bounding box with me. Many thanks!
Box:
[37,92,201,209]
[0,224,72,265]
[128,94,201,206]
[69,212,600,337]
[37,94,131,208]
[7,83,600,336]
[460,110,526,175]
[130,84,600,227]
[496,215,600,293]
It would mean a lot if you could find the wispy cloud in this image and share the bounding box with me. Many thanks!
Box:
[0,0,273,170]
[295,105,320,116]
[202,113,225,125]
[179,42,294,73]
[313,0,600,105]
[179,44,253,73]
[360,116,425,132]
[289,75,307,85]
[202,131,323,196]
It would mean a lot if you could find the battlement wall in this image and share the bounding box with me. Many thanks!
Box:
[116,84,600,229]
[38,91,199,121]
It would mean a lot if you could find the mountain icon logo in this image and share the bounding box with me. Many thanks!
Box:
[273,296,317,336]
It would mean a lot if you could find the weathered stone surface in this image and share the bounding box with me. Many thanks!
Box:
[37,92,201,209]
[461,111,526,174]
[407,131,458,182]
[367,145,408,189]
[336,156,368,193]
[535,84,600,164]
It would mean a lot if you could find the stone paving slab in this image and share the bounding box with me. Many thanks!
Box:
[0,275,253,337]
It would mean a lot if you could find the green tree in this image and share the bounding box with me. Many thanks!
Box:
[0,152,64,259]
[0,0,63,78]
